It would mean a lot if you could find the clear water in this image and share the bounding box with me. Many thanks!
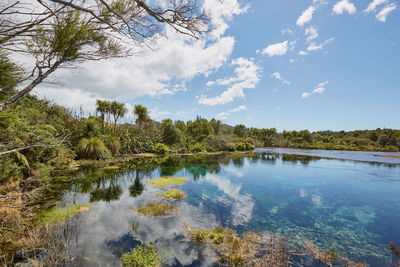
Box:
[55,151,400,266]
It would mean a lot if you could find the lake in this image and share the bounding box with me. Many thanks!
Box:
[51,149,400,266]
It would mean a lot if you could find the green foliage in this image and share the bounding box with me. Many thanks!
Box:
[204,135,231,152]
[160,119,181,145]
[0,50,22,101]
[120,243,160,267]
[235,142,247,151]
[76,137,109,160]
[233,124,246,137]
[102,135,121,156]
[153,143,169,155]
[189,142,207,153]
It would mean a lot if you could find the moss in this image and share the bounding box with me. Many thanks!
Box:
[38,204,91,224]
[148,176,189,189]
[120,243,160,267]
[135,201,177,217]
[156,189,186,200]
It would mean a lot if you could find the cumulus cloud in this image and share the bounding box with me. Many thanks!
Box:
[203,0,250,39]
[333,0,357,14]
[364,0,388,13]
[307,37,335,51]
[302,81,328,98]
[297,6,316,26]
[215,105,248,120]
[198,57,261,106]
[26,0,248,111]
[305,26,319,43]
[260,41,289,57]
[298,50,308,56]
[271,72,290,85]
[376,3,397,22]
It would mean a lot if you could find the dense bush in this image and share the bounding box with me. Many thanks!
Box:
[76,137,109,159]
[235,142,247,151]
[153,143,169,155]
[204,135,231,152]
[102,135,121,156]
[189,142,207,152]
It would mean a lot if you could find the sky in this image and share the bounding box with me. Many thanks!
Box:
[30,0,400,131]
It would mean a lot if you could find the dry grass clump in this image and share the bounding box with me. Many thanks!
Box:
[155,189,186,200]
[148,176,189,188]
[186,225,289,267]
[136,201,178,217]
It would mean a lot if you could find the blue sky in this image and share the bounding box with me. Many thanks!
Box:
[35,0,400,131]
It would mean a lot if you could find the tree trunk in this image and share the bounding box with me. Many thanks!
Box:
[0,59,64,112]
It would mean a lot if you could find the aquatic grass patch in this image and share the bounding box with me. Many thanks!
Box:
[120,243,160,267]
[135,201,177,217]
[186,225,290,266]
[155,189,186,200]
[38,204,91,224]
[148,176,189,188]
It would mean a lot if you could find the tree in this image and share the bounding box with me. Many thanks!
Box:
[233,124,246,138]
[160,119,181,145]
[0,0,210,111]
[134,104,152,131]
[110,101,127,126]
[96,100,111,131]
[210,118,221,135]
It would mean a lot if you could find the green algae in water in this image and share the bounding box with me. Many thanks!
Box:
[38,204,91,224]
[148,176,189,188]
[135,201,178,217]
[156,189,186,200]
[120,243,161,267]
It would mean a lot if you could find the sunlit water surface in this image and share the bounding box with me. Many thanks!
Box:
[55,150,400,266]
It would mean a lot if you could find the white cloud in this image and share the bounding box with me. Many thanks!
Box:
[34,86,100,114]
[305,26,319,43]
[21,0,247,111]
[289,59,295,63]
[298,50,308,56]
[333,0,357,14]
[215,105,248,120]
[149,107,188,120]
[297,6,316,26]
[198,57,261,106]
[376,3,397,22]
[302,81,328,98]
[364,0,388,13]
[203,0,250,39]
[260,41,289,57]
[307,37,335,51]
[271,72,290,85]
[281,28,293,35]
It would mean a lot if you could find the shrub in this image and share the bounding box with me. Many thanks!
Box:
[245,142,255,150]
[235,142,247,151]
[76,137,109,159]
[189,142,207,153]
[177,147,188,154]
[120,243,160,267]
[153,143,169,154]
[204,135,230,151]
[102,135,121,156]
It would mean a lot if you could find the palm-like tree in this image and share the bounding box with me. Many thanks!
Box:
[110,101,128,126]
[133,104,149,131]
[96,100,110,131]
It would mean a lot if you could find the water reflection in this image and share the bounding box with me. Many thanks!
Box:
[55,151,400,266]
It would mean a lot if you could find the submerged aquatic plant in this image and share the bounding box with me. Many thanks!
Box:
[156,189,186,200]
[148,176,189,188]
[135,201,177,217]
[120,243,160,267]
[38,204,90,224]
